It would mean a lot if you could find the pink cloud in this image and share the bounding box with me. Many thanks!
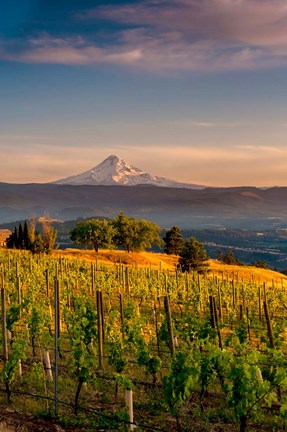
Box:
[2,1,287,71]
[89,0,287,47]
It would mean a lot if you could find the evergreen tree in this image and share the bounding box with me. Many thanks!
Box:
[163,226,184,255]
[30,232,46,254]
[216,249,223,261]
[178,237,209,273]
[23,221,30,250]
[18,223,24,249]
[14,227,19,249]
[222,250,243,266]
[6,219,57,255]
[6,229,16,249]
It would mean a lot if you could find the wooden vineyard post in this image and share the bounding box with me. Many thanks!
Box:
[239,304,243,321]
[209,295,216,329]
[232,280,236,310]
[263,300,281,400]
[18,359,22,377]
[45,269,49,297]
[258,287,262,322]
[154,300,161,358]
[164,295,175,357]
[164,273,168,295]
[91,263,94,296]
[198,275,202,313]
[1,272,8,363]
[217,285,222,322]
[126,389,135,430]
[263,301,274,349]
[44,351,53,382]
[59,256,63,275]
[212,296,223,349]
[197,274,201,297]
[96,290,103,369]
[246,307,251,342]
[125,267,130,295]
[119,293,124,337]
[54,277,60,416]
[100,291,105,342]
[17,276,21,306]
[185,272,189,297]
[242,284,245,308]
[263,282,267,302]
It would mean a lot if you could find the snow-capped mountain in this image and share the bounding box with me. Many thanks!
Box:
[52,155,206,189]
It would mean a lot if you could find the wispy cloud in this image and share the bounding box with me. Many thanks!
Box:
[1,1,287,71]
[1,33,142,66]
[171,120,245,128]
[87,0,287,47]
[78,0,287,71]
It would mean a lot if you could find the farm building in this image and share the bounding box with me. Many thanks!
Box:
[0,229,11,247]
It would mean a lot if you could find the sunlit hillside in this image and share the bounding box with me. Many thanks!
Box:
[54,248,287,287]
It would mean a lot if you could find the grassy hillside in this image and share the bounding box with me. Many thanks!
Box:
[53,248,287,286]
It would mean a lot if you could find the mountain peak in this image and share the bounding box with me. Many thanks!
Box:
[52,155,206,189]
[103,154,120,163]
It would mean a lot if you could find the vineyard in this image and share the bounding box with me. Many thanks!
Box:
[1,249,287,431]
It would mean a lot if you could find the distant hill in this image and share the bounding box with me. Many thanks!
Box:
[1,183,287,229]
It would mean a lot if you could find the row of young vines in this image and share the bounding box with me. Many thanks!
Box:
[1,249,287,431]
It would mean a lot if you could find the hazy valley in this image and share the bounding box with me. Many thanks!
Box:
[2,155,287,270]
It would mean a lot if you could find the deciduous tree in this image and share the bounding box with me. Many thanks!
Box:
[70,219,115,252]
[112,212,162,252]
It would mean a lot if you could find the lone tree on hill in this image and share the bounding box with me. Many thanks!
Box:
[70,219,115,252]
[178,237,209,273]
[163,226,185,255]
[218,249,243,266]
[112,212,162,252]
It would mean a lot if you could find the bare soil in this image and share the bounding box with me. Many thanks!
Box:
[0,408,78,432]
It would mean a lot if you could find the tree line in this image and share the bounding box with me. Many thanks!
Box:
[71,216,209,273]
[5,213,210,272]
[6,219,57,254]
[70,212,162,253]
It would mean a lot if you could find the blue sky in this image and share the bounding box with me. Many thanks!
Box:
[1,0,287,186]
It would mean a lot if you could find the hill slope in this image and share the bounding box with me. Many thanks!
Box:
[1,183,287,228]
[55,249,287,286]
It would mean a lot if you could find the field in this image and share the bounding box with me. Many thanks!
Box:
[1,249,287,431]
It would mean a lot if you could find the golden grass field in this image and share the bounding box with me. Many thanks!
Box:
[54,248,287,286]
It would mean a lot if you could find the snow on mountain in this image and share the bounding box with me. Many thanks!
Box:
[52,155,206,189]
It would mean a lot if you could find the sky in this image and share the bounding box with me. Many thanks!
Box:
[1,0,287,187]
